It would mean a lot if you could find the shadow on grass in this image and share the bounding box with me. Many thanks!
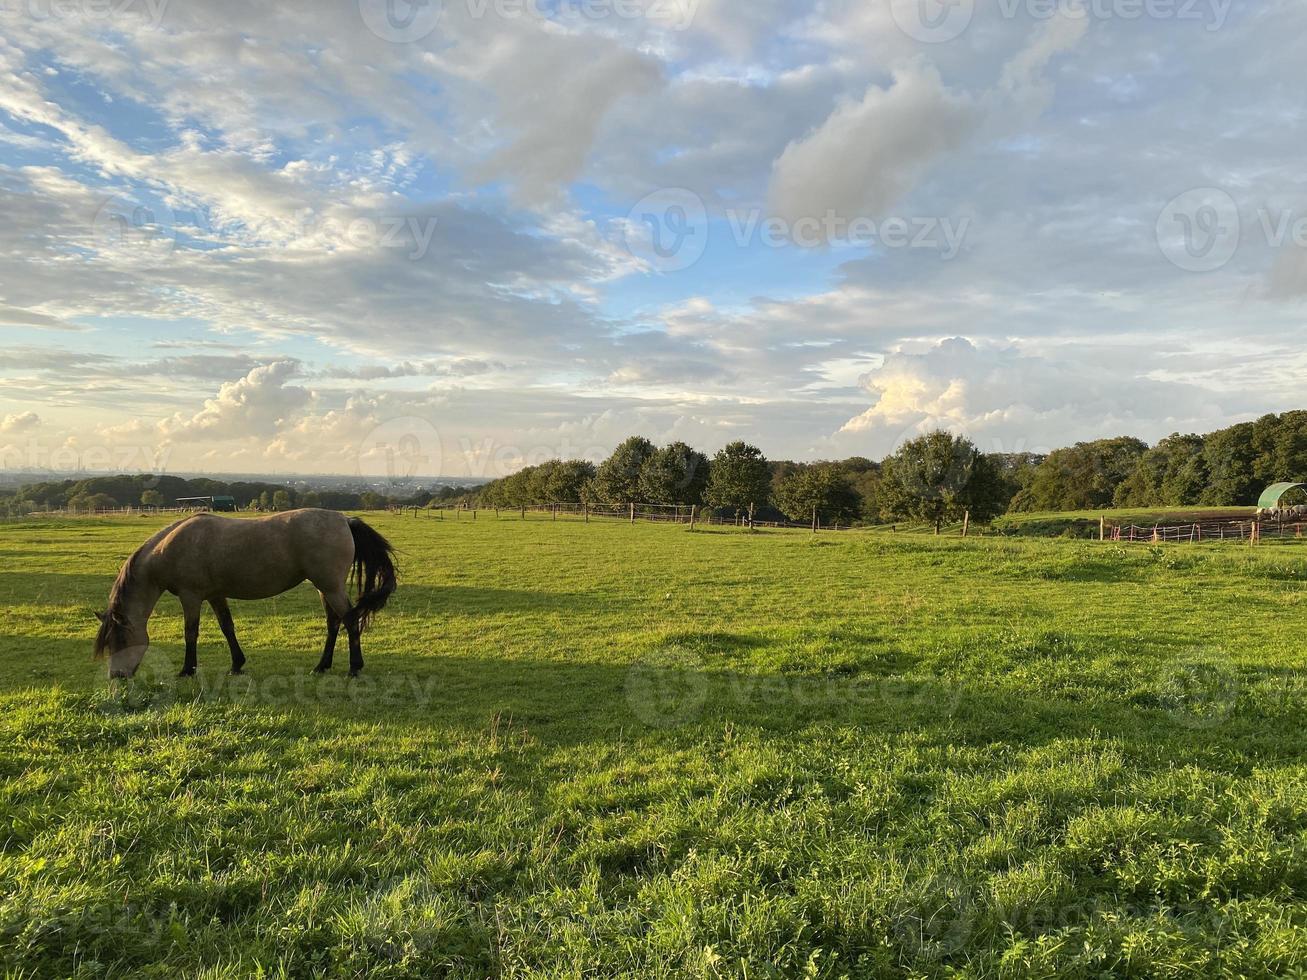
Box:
[12,628,1303,776]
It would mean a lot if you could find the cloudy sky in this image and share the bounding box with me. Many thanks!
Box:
[1,0,1304,479]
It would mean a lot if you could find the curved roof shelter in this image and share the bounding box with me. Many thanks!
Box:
[1257,482,1307,509]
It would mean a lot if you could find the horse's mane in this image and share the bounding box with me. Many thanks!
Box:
[93,551,142,658]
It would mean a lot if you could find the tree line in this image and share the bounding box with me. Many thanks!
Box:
[3,410,1303,521]
[0,474,445,517]
[464,410,1307,524]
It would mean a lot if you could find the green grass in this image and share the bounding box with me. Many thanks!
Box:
[1,513,1305,978]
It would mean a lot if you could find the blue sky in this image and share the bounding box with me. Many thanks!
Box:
[0,0,1304,478]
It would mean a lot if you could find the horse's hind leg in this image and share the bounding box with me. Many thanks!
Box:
[210,597,246,675]
[180,593,201,677]
[313,589,345,674]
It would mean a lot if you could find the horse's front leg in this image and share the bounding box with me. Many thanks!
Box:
[179,594,201,677]
[209,597,246,675]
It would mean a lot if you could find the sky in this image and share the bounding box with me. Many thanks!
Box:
[0,0,1305,480]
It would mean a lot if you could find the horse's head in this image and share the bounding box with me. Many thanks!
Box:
[95,609,150,678]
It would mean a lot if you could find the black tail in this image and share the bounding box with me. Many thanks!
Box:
[348,517,397,631]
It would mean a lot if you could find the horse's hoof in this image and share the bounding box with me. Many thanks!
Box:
[312,666,330,675]
[348,670,360,678]
[228,667,244,676]
[178,669,196,678]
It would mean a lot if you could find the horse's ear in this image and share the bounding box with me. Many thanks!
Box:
[95,610,106,623]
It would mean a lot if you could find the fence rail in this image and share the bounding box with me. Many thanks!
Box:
[1109,519,1305,543]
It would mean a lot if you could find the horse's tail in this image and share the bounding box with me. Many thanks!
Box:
[347,517,397,631]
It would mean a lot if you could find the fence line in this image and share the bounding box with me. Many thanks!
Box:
[1109,519,1305,543]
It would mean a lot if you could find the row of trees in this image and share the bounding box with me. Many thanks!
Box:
[467,431,1010,528]
[1006,411,1307,511]
[5,411,1302,521]
[464,411,1307,524]
[0,474,430,516]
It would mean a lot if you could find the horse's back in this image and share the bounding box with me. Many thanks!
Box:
[148,508,354,599]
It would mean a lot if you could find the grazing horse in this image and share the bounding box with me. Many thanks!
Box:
[94,509,396,679]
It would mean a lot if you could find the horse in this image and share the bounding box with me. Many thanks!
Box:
[94,508,397,679]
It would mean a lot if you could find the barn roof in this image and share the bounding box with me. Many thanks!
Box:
[1257,482,1306,509]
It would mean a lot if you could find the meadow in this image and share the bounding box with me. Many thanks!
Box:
[0,513,1304,978]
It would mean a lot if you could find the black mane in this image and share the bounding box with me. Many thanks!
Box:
[93,553,141,658]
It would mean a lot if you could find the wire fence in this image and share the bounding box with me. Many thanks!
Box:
[1109,519,1306,543]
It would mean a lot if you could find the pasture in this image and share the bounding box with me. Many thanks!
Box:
[1,514,1305,978]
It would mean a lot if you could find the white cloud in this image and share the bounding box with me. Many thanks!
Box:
[0,410,39,433]
[158,360,311,441]
[768,61,979,230]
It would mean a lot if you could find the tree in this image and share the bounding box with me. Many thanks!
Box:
[1114,433,1207,507]
[545,459,596,503]
[773,464,860,525]
[68,492,117,513]
[592,436,656,504]
[704,441,770,518]
[638,442,709,505]
[271,490,292,511]
[879,431,1006,530]
[1021,437,1147,511]
[140,489,164,508]
[359,491,387,510]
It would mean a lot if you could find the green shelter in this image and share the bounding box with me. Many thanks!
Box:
[1256,483,1307,509]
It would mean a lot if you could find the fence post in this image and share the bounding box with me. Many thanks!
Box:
[689,504,697,531]
[629,502,635,524]
[962,510,969,538]
[584,503,589,524]
[553,505,557,521]
[811,505,817,534]
[1099,516,1105,542]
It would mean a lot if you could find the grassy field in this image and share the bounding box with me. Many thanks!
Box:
[1,513,1305,978]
